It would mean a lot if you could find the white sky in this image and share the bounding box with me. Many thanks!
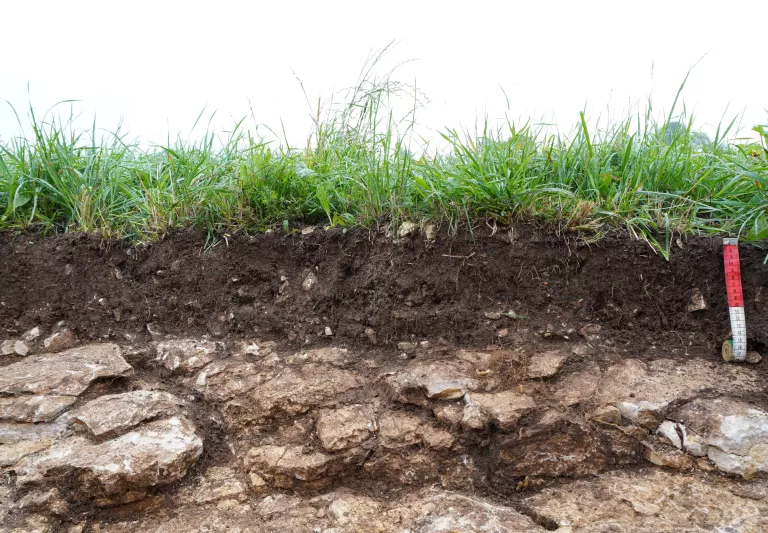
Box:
[1,0,767,149]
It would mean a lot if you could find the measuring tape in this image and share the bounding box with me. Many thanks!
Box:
[722,238,747,362]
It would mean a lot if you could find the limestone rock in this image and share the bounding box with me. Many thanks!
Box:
[553,364,601,406]
[378,412,454,450]
[433,403,464,427]
[250,364,365,420]
[42,329,77,353]
[656,420,683,448]
[643,441,697,470]
[284,347,353,368]
[14,416,202,499]
[0,438,58,467]
[315,404,377,452]
[384,361,478,406]
[406,491,544,532]
[14,340,30,356]
[244,445,339,488]
[687,287,709,312]
[22,326,42,342]
[463,390,536,431]
[673,397,768,477]
[0,414,72,446]
[1,339,14,355]
[596,358,760,428]
[527,350,568,378]
[301,272,318,291]
[524,469,768,532]
[72,390,185,438]
[175,467,247,505]
[591,404,622,425]
[93,488,546,532]
[154,338,218,374]
[0,395,76,423]
[0,344,132,396]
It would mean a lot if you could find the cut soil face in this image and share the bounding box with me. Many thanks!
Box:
[1,227,768,532]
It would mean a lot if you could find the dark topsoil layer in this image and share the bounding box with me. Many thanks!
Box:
[2,226,768,362]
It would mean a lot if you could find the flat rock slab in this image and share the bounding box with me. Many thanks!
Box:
[524,469,768,532]
[527,350,568,379]
[315,404,377,452]
[463,390,536,431]
[91,488,545,532]
[385,361,479,405]
[0,343,132,396]
[154,338,218,374]
[378,411,454,450]
[72,390,185,438]
[14,416,202,498]
[175,466,247,506]
[244,445,340,489]
[672,397,768,477]
[595,358,761,427]
[248,364,366,419]
[0,395,76,423]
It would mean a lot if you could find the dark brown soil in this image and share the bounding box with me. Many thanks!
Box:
[2,227,768,362]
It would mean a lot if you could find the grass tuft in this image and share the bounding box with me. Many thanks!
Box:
[1,56,766,257]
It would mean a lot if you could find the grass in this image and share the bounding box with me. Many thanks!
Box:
[1,59,767,258]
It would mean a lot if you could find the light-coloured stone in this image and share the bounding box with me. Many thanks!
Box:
[464,391,536,431]
[378,412,454,450]
[14,416,202,498]
[14,340,29,356]
[673,397,768,477]
[0,344,132,396]
[315,404,377,452]
[0,414,72,446]
[422,379,472,400]
[643,441,696,470]
[656,420,683,448]
[22,327,42,342]
[524,469,768,532]
[687,287,709,312]
[379,412,424,448]
[596,358,761,428]
[1,339,14,355]
[591,405,622,425]
[527,350,568,379]
[247,364,365,421]
[0,395,76,423]
[244,445,339,488]
[284,347,352,367]
[384,361,478,406]
[433,403,464,427]
[176,467,247,505]
[302,272,318,291]
[553,364,601,406]
[72,390,185,438]
[0,438,57,467]
[154,338,218,374]
[91,488,545,532]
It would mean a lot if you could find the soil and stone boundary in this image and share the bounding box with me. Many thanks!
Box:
[2,226,768,532]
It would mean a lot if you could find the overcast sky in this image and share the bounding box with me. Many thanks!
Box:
[1,0,766,148]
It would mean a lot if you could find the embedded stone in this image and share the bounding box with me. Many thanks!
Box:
[0,344,132,397]
[72,390,185,438]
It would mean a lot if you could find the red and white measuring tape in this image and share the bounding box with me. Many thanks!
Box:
[722,238,747,362]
